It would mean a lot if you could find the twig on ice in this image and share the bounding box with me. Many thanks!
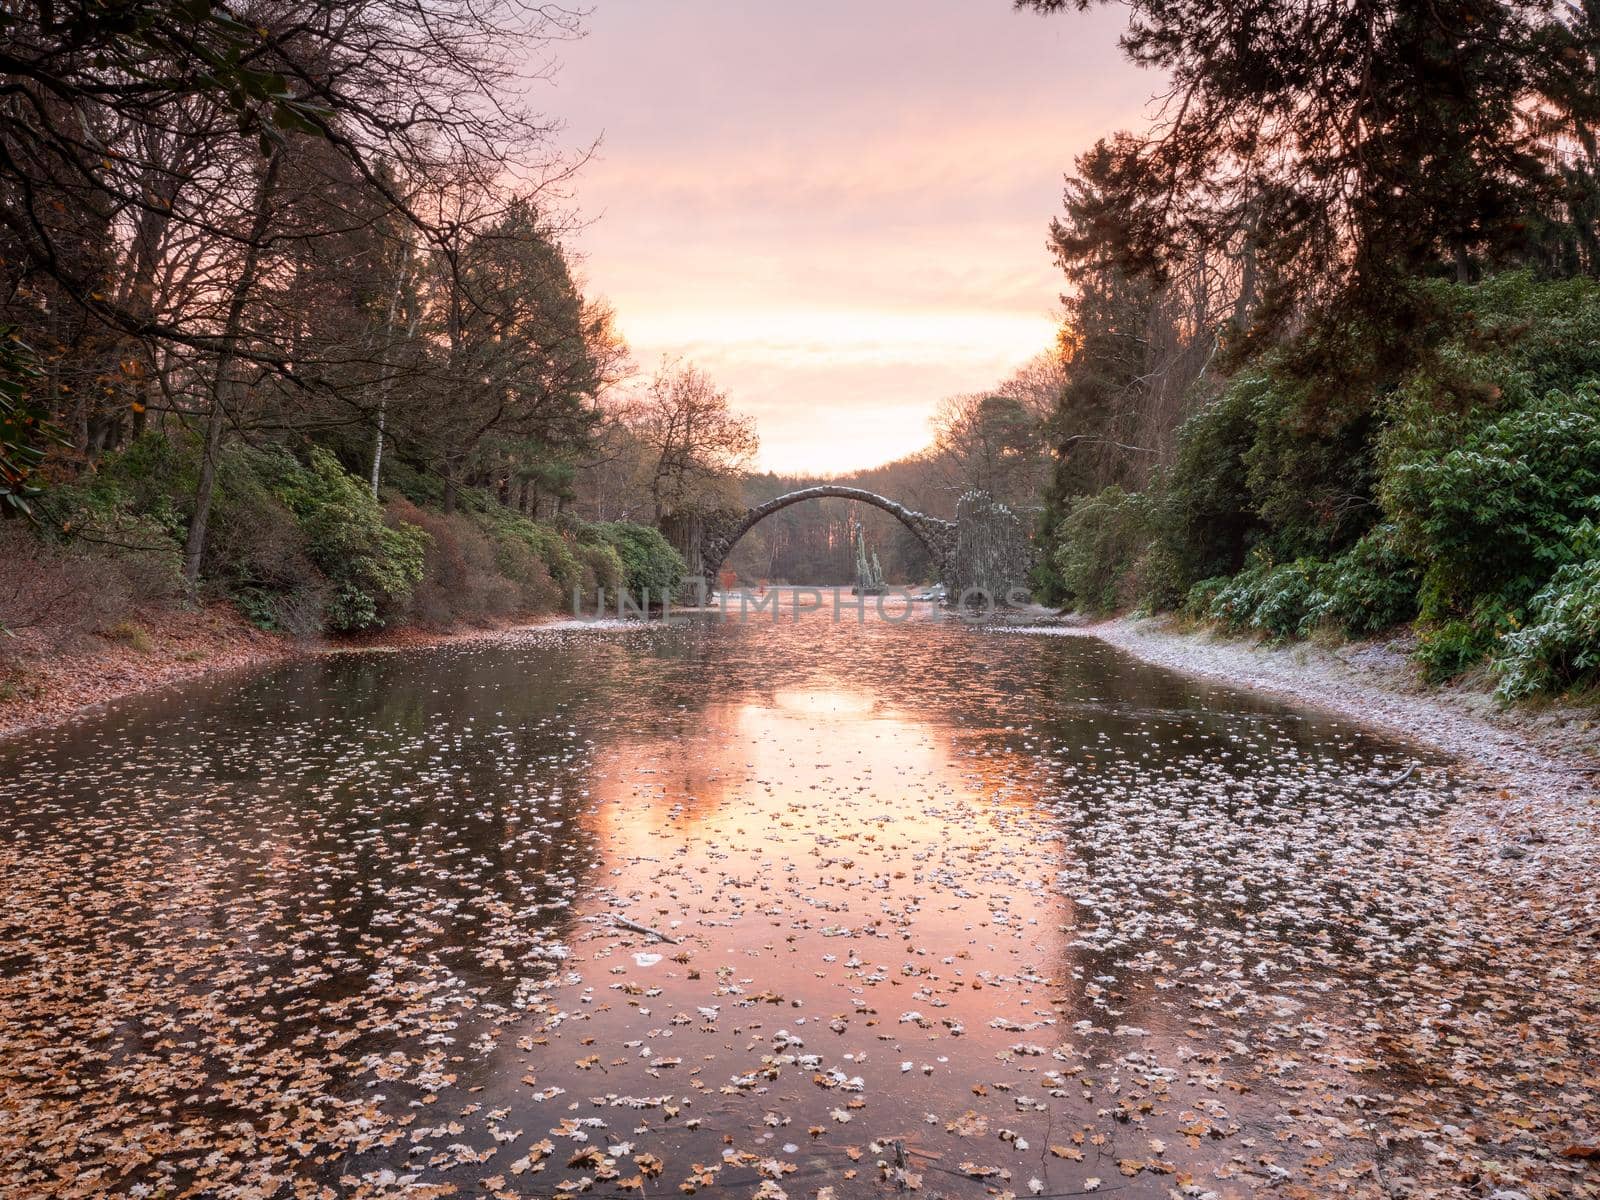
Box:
[607,913,680,944]
[1378,764,1416,789]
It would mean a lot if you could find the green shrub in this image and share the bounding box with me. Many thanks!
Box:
[1029,504,1071,606]
[22,432,589,638]
[205,446,327,634]
[480,509,582,596]
[482,526,560,612]
[90,438,344,636]
[1415,618,1498,683]
[1242,382,1381,562]
[1382,383,1600,617]
[486,512,588,598]
[1379,276,1600,628]
[36,439,188,611]
[1052,486,1155,614]
[1181,576,1230,621]
[1204,558,1270,632]
[1491,519,1600,700]
[1155,334,1383,594]
[575,538,624,598]
[268,447,427,632]
[528,524,581,595]
[48,435,188,559]
[1193,532,1418,642]
[1202,556,1325,639]
[1494,556,1600,701]
[1156,380,1264,593]
[74,432,194,537]
[598,521,686,601]
[1309,525,1420,635]
[1251,561,1329,639]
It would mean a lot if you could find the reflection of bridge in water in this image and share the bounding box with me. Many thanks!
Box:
[669,486,1033,600]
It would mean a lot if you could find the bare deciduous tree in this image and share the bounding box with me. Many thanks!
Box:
[625,360,759,522]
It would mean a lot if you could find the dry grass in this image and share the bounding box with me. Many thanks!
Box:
[105,621,154,652]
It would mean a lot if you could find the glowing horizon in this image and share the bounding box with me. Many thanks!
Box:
[549,0,1150,474]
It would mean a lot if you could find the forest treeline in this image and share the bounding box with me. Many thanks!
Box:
[1020,0,1600,700]
[0,0,766,646]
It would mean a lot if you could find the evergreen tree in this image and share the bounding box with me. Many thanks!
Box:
[1019,1,1566,312]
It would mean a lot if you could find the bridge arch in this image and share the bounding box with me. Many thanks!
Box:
[693,486,957,591]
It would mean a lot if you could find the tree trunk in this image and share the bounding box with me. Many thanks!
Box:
[182,146,283,590]
[369,403,386,498]
[1232,206,1260,329]
[369,241,414,498]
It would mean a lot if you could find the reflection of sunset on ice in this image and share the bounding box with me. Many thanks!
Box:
[3,611,1593,1198]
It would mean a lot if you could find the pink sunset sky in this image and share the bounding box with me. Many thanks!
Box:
[548,1,1153,474]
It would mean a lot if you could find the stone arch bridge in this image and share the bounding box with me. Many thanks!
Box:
[669,486,1032,601]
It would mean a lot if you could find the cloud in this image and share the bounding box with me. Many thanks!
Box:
[626,309,1057,369]
[544,0,1151,472]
